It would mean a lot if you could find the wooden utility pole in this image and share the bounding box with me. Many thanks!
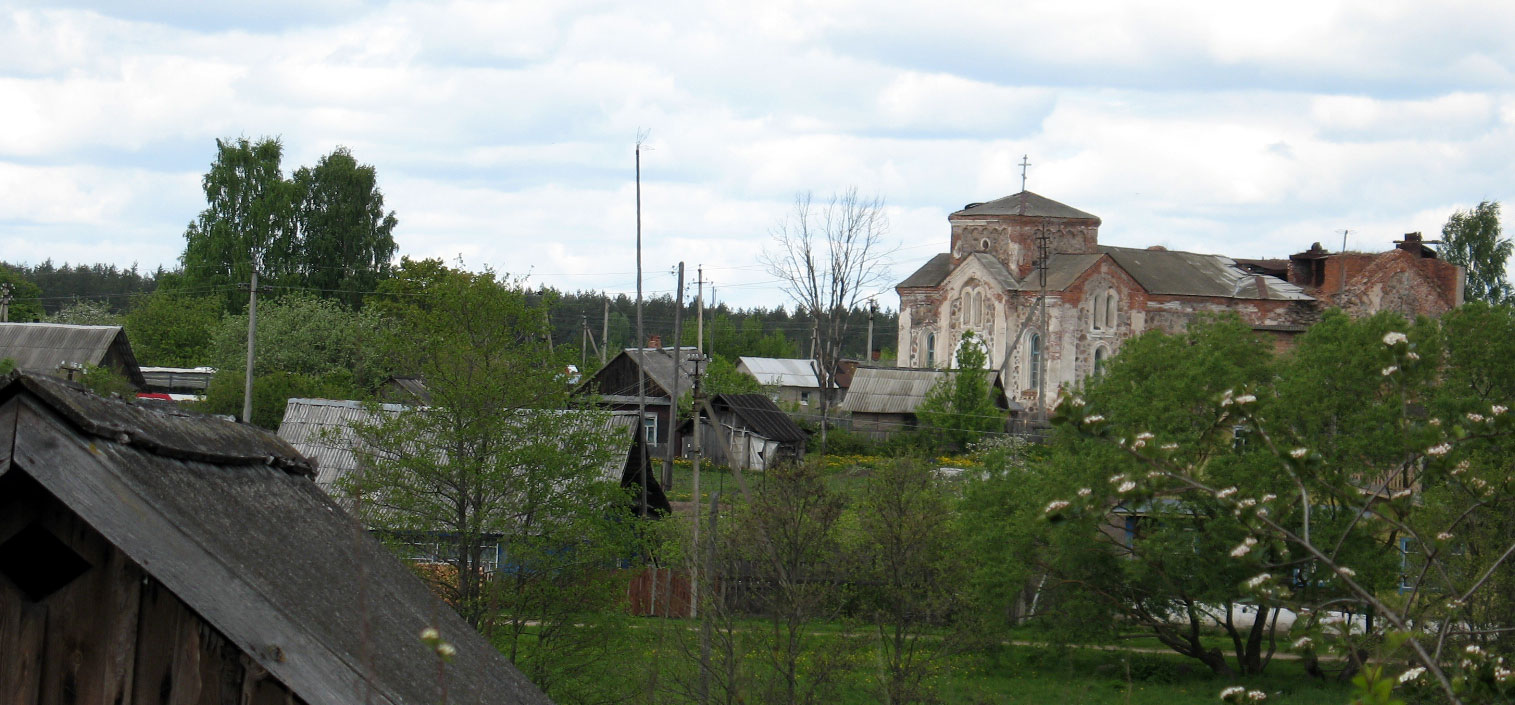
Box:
[690,266,705,619]
[581,315,588,368]
[242,268,259,424]
[0,283,12,323]
[601,298,610,364]
[866,299,876,362]
[664,262,685,489]
[635,134,649,517]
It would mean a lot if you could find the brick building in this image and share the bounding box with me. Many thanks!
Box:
[896,191,1464,414]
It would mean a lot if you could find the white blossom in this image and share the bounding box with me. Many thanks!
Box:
[1247,691,1266,702]
[1406,351,1421,361]
[1136,431,1155,441]
[1244,573,1272,589]
[1430,418,1443,426]
[1255,507,1269,518]
[1069,397,1086,408]
[1437,531,1454,541]
[1236,394,1257,405]
[1391,488,1413,500]
[1382,365,1399,376]
[1260,494,1277,503]
[1109,474,1127,484]
[1235,498,1257,509]
[1161,442,1179,451]
[1077,487,1092,497]
[436,642,456,658]
[1291,636,1313,650]
[1231,537,1257,558]
[1290,447,1309,459]
[1216,486,1238,499]
[1466,644,1484,655]
[1398,667,1425,684]
[1383,332,1408,346]
[1118,481,1137,493]
[1493,405,1508,415]
[1451,460,1469,476]
[1133,438,1147,449]
[1220,685,1246,699]
[1045,500,1071,514]
[1336,566,1356,578]
[420,627,440,642]
[1426,443,1452,457]
[1495,666,1511,683]
[1084,414,1105,424]
[1467,412,1485,423]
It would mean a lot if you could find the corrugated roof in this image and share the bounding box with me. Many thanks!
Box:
[712,393,807,443]
[898,253,952,288]
[839,367,997,415]
[951,191,1100,220]
[0,322,145,386]
[1,371,551,705]
[277,398,666,514]
[1100,247,1312,300]
[737,357,823,389]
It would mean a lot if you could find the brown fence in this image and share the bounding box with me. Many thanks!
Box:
[627,567,693,617]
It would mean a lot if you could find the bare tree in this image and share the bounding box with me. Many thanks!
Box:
[763,189,892,452]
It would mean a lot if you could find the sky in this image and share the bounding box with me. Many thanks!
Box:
[3,0,1514,309]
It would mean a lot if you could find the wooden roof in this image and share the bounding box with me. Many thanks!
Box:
[0,322,146,387]
[0,371,553,705]
[711,393,807,444]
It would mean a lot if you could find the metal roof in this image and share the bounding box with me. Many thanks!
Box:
[0,371,551,705]
[839,366,997,415]
[898,253,952,289]
[951,191,1100,220]
[0,322,146,386]
[1100,247,1313,301]
[711,393,807,443]
[736,357,823,389]
[277,398,667,514]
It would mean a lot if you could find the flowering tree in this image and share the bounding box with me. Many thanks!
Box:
[1052,311,1515,705]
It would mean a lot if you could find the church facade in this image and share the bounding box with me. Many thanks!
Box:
[896,191,1465,414]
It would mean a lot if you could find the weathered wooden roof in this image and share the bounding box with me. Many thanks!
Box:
[0,322,146,387]
[0,371,552,705]
[277,398,669,515]
[736,357,824,389]
[711,393,807,444]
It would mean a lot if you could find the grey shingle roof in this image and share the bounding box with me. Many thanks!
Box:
[0,322,145,387]
[0,371,551,705]
[951,191,1100,220]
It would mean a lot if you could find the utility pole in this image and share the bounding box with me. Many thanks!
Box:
[635,133,649,518]
[696,266,705,356]
[601,298,610,364]
[0,283,12,323]
[690,264,707,620]
[664,262,685,490]
[1036,224,1050,418]
[242,267,260,424]
[866,299,876,362]
[581,315,588,368]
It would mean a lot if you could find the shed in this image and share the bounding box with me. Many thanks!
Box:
[682,393,808,471]
[0,322,146,388]
[0,371,552,705]
[839,366,1005,441]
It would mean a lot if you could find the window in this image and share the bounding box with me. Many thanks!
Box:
[972,291,983,327]
[1105,290,1118,329]
[800,391,811,406]
[643,414,658,444]
[1027,332,1042,391]
[1093,346,1107,375]
[1092,293,1103,330]
[926,333,936,368]
[980,238,991,251]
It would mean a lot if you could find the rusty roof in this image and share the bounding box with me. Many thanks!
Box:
[951,191,1100,220]
[0,322,146,387]
[0,371,551,705]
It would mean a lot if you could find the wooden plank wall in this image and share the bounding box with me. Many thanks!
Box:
[0,477,305,705]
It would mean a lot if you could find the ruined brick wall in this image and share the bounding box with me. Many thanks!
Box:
[950,214,1100,279]
[1332,249,1464,319]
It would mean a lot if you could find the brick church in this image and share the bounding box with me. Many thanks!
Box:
[895,191,1465,414]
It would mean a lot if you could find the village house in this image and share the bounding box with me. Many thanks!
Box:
[896,191,1465,414]
[735,356,829,409]
[576,345,700,455]
[0,371,551,705]
[679,393,808,471]
[0,321,146,389]
[839,365,1009,442]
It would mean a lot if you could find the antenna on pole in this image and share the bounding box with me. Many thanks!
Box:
[1019,154,1032,192]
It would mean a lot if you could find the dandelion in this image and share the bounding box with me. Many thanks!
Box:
[1118,481,1137,493]
[1398,667,1425,684]
[1290,447,1309,459]
[1467,412,1485,423]
[1383,331,1408,346]
[1045,500,1070,514]
[1336,566,1356,578]
[1244,573,1271,589]
[1077,487,1093,497]
[1231,537,1257,558]
[1426,443,1452,457]
[1382,366,1399,376]
[1216,486,1238,499]
[1436,531,1454,541]
[1292,636,1313,650]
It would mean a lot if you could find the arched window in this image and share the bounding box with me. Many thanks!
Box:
[1092,292,1103,330]
[1027,332,1042,392]
[972,291,983,327]
[926,332,937,368]
[980,237,991,251]
[1105,290,1118,329]
[1093,346,1107,375]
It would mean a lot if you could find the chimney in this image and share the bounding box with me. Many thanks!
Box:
[647,334,662,349]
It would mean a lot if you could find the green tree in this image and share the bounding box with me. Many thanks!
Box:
[45,299,119,326]
[292,147,399,305]
[0,266,44,322]
[917,331,1002,451]
[344,264,645,703]
[182,137,296,310]
[122,291,224,367]
[1441,200,1512,304]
